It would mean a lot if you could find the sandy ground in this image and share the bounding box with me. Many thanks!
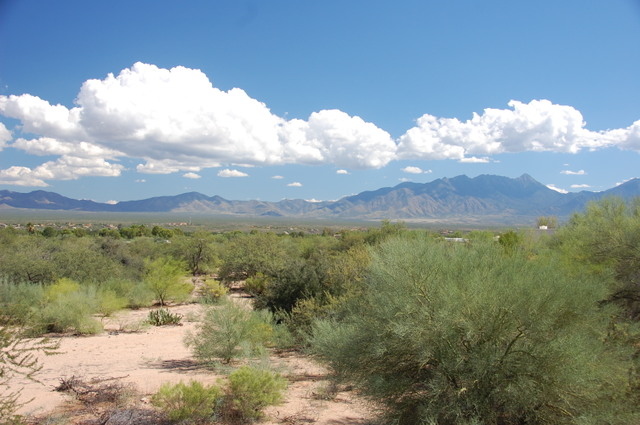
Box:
[9,300,375,424]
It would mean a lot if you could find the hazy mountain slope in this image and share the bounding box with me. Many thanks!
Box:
[1,175,638,222]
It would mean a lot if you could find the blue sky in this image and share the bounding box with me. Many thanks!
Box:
[1,0,639,203]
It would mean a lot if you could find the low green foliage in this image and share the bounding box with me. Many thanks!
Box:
[147,308,183,326]
[151,380,223,423]
[0,279,44,326]
[311,236,639,425]
[198,279,228,304]
[1,279,125,335]
[95,288,128,318]
[43,278,81,302]
[36,279,102,334]
[253,254,329,313]
[185,300,273,364]
[243,272,271,297]
[226,366,286,421]
[497,229,521,253]
[102,278,155,309]
[553,197,640,319]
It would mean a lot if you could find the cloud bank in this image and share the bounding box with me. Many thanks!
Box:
[397,99,639,161]
[1,62,639,186]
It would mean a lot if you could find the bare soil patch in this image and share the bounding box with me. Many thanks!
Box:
[10,302,375,424]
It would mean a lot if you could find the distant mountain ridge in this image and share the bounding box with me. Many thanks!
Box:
[1,174,639,223]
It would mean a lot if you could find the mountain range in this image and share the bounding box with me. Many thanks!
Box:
[1,174,639,223]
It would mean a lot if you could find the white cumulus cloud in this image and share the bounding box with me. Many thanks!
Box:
[12,137,121,158]
[0,122,11,149]
[0,63,399,186]
[279,109,396,168]
[561,169,586,175]
[0,156,122,186]
[336,169,349,175]
[571,184,591,188]
[272,175,284,179]
[1,63,640,187]
[183,172,201,179]
[397,99,640,160]
[459,156,491,163]
[0,166,48,186]
[218,169,248,178]
[402,166,426,174]
[287,182,302,187]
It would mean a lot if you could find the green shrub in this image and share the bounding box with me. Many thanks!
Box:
[102,278,155,309]
[43,278,81,302]
[147,308,183,326]
[278,297,331,345]
[0,279,44,326]
[243,272,271,297]
[95,288,128,318]
[36,279,101,334]
[151,380,223,423]
[0,278,101,335]
[497,229,521,253]
[127,283,156,309]
[311,236,639,425]
[225,366,286,421]
[253,255,328,313]
[198,279,228,304]
[553,197,640,319]
[217,232,288,283]
[185,300,273,364]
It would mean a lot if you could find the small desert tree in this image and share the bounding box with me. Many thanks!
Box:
[217,232,288,283]
[172,232,218,276]
[144,257,191,306]
[311,236,638,425]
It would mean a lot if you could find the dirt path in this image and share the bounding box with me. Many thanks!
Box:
[10,302,375,424]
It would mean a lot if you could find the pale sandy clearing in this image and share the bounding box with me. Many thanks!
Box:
[9,301,376,424]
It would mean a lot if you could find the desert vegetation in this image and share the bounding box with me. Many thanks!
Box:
[1,199,640,424]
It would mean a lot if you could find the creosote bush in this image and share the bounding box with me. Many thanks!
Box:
[36,278,102,334]
[151,380,223,424]
[553,197,640,319]
[225,366,286,421]
[185,300,273,364]
[150,370,286,424]
[102,278,155,309]
[311,236,639,425]
[243,272,271,297]
[95,288,129,318]
[198,279,228,304]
